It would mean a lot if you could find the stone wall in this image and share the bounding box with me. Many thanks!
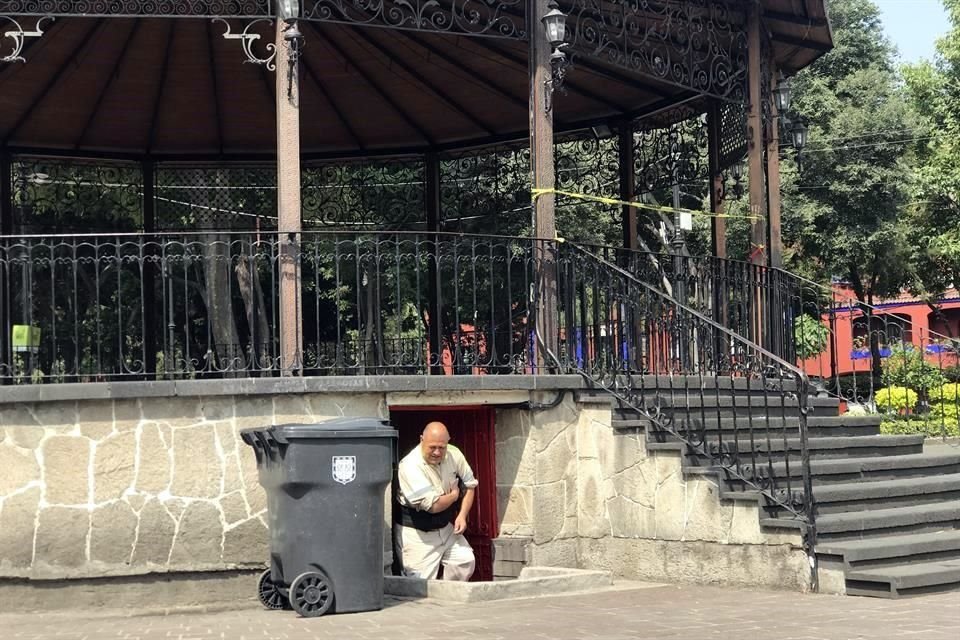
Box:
[0,391,386,579]
[2,376,810,593]
[495,395,811,591]
[0,376,581,583]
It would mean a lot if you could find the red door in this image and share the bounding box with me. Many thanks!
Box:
[389,406,498,581]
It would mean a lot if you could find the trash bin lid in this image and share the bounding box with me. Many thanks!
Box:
[250,418,397,441]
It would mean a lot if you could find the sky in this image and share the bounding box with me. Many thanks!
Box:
[874,0,950,62]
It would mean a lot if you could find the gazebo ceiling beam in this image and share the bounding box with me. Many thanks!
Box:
[3,19,103,147]
[471,38,627,113]
[309,21,435,146]
[763,9,827,28]
[75,18,140,149]
[205,19,224,155]
[300,49,365,150]
[769,32,832,52]
[394,30,528,111]
[146,21,175,154]
[348,26,495,137]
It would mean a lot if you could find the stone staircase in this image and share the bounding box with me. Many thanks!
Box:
[578,378,960,598]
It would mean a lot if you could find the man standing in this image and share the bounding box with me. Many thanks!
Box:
[395,421,478,580]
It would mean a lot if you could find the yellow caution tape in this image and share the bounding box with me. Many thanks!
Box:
[531,188,764,222]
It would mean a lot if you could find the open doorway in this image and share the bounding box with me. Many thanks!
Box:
[389,405,498,581]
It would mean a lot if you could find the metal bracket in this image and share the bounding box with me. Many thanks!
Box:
[213,18,276,71]
[2,16,53,64]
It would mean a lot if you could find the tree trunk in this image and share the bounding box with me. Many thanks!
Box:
[235,242,270,372]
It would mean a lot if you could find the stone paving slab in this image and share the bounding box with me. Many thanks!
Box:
[1,583,958,640]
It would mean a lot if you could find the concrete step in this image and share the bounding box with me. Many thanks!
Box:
[576,375,801,398]
[818,531,960,568]
[596,393,842,418]
[648,434,924,463]
[812,474,960,515]
[761,501,960,541]
[723,453,960,488]
[612,414,881,437]
[845,558,960,598]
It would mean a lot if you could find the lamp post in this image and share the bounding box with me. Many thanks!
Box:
[278,0,303,98]
[541,1,570,113]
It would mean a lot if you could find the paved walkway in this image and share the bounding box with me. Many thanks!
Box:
[2,583,959,640]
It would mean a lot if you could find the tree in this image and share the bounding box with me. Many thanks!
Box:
[903,0,960,325]
[773,0,924,374]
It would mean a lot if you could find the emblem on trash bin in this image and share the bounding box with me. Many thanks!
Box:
[332,456,357,485]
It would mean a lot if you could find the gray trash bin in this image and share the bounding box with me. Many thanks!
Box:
[240,418,397,617]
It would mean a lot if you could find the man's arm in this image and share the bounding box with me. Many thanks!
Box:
[453,487,475,534]
[428,484,460,514]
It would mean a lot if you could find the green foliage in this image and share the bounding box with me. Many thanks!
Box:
[881,416,960,437]
[945,365,960,383]
[874,386,918,413]
[931,383,960,405]
[903,0,960,300]
[880,343,946,392]
[793,314,829,359]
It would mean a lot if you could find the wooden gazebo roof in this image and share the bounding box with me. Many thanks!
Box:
[0,1,832,157]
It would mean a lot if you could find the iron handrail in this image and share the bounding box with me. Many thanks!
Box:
[561,243,818,589]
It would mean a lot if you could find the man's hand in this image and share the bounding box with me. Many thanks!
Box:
[446,483,460,503]
[453,514,468,535]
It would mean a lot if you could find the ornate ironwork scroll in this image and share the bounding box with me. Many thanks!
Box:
[11,157,143,232]
[0,1,273,18]
[1,15,50,63]
[155,165,277,231]
[633,112,708,195]
[302,0,526,39]
[439,143,530,235]
[554,133,621,244]
[213,18,277,70]
[301,157,425,229]
[562,0,749,103]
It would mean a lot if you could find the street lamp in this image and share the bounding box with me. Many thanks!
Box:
[541,1,570,113]
[790,120,808,151]
[773,73,792,113]
[277,0,303,97]
[278,0,300,22]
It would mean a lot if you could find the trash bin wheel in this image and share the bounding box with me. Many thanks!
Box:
[289,571,334,618]
[257,569,289,611]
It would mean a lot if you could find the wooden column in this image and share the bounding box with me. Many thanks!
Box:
[529,0,558,369]
[425,152,443,375]
[746,2,767,266]
[766,68,783,269]
[619,120,638,251]
[276,22,303,375]
[707,101,727,259]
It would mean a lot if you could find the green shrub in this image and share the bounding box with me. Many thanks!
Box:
[880,417,960,437]
[944,365,960,383]
[793,314,829,360]
[874,386,918,413]
[931,383,960,405]
[881,343,945,393]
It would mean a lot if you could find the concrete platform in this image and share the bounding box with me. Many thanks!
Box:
[384,567,613,603]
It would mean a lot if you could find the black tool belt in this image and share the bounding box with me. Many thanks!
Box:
[396,502,457,531]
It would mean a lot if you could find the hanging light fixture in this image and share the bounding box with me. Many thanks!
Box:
[790,120,808,151]
[773,72,792,113]
[541,1,568,47]
[542,1,570,113]
[278,0,300,22]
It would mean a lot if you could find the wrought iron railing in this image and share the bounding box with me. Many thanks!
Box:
[602,245,960,440]
[0,231,544,382]
[555,244,817,564]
